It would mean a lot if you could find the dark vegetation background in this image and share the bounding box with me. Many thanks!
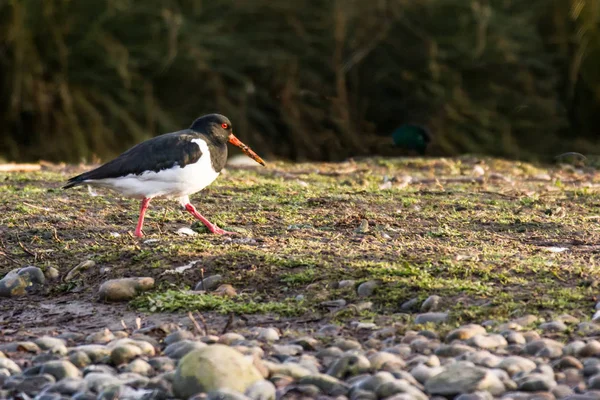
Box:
[1,0,599,163]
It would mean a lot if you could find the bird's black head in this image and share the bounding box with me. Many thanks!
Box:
[189,113,266,166]
[189,114,233,144]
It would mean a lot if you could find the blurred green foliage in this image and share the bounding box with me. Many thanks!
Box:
[0,0,599,163]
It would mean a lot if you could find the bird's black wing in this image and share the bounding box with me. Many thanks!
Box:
[63,130,203,188]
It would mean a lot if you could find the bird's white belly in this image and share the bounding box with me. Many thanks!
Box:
[86,139,220,199]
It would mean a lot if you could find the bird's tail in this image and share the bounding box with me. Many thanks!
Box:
[62,174,86,189]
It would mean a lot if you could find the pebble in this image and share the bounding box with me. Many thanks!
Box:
[39,360,82,380]
[516,373,557,391]
[540,320,568,333]
[164,330,195,345]
[424,363,505,395]
[297,373,350,396]
[0,266,46,297]
[447,325,487,342]
[415,312,449,324]
[45,266,60,280]
[245,379,277,400]
[98,277,155,302]
[255,327,280,342]
[357,280,380,297]
[421,295,442,312]
[195,274,224,291]
[467,334,508,349]
[173,344,263,398]
[164,339,207,359]
[497,356,537,377]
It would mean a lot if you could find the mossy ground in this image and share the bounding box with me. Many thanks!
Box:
[2,156,600,332]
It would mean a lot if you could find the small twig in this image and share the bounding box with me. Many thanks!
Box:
[221,313,234,335]
[198,268,205,290]
[188,312,205,335]
[22,202,53,212]
[121,319,128,330]
[17,234,37,260]
[0,250,20,266]
[196,312,209,336]
[52,227,62,243]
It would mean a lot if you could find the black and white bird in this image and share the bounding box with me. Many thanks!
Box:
[63,114,265,237]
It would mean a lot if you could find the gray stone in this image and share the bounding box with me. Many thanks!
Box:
[0,270,29,297]
[164,339,206,359]
[435,344,475,357]
[516,373,557,391]
[219,332,245,345]
[5,373,55,395]
[511,315,538,327]
[98,277,154,302]
[540,320,568,333]
[85,329,115,344]
[272,344,303,357]
[291,337,319,351]
[376,379,428,400]
[578,341,600,358]
[497,356,537,377]
[456,392,494,400]
[148,356,176,373]
[357,280,380,297]
[467,334,508,349]
[0,357,22,375]
[194,274,223,291]
[255,327,279,342]
[83,372,121,393]
[245,379,276,400]
[524,339,564,358]
[401,298,420,311]
[40,360,82,380]
[588,373,600,389]
[123,358,153,376]
[502,331,527,345]
[34,336,66,351]
[164,330,195,346]
[421,295,442,312]
[68,351,92,368]
[45,266,60,280]
[415,312,448,324]
[352,371,395,392]
[173,344,263,398]
[263,361,312,379]
[297,373,349,396]
[45,377,87,395]
[424,363,505,395]
[338,280,356,289]
[464,351,502,368]
[327,354,370,379]
[446,325,487,342]
[411,364,443,384]
[110,343,142,365]
[554,356,583,370]
[368,351,405,370]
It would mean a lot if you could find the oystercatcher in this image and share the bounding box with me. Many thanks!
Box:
[63,114,265,237]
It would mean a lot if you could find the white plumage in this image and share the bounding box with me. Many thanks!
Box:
[80,139,220,201]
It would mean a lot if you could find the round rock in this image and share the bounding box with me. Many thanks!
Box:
[173,344,263,398]
[98,277,154,302]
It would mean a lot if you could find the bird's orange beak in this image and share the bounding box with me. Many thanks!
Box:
[228,134,266,166]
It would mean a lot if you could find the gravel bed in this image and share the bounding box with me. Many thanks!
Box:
[1,313,600,399]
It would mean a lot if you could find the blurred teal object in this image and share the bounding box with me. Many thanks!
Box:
[391,124,431,155]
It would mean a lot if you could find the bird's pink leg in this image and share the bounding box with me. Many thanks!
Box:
[184,203,235,235]
[134,197,152,237]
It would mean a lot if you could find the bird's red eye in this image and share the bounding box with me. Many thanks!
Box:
[221,123,228,129]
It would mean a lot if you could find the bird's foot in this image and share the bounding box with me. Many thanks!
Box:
[134,230,144,238]
[210,226,237,235]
